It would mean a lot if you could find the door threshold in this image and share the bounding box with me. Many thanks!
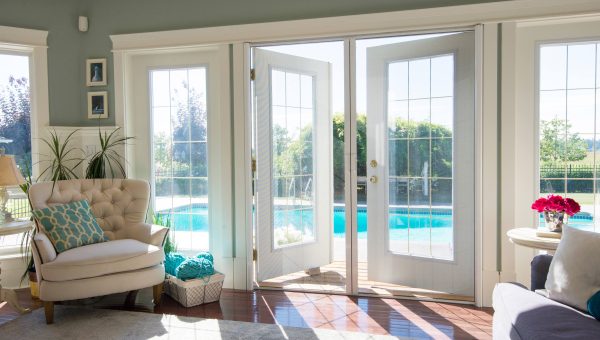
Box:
[358,286,475,303]
[254,261,474,303]
[254,284,475,305]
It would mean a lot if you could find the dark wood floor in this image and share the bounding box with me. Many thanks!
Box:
[0,288,493,339]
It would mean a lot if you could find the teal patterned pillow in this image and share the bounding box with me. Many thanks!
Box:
[33,200,108,253]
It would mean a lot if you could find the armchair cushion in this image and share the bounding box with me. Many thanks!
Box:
[40,239,163,282]
[32,200,108,253]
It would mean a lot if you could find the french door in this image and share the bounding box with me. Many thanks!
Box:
[251,31,476,297]
[365,32,475,295]
[254,48,333,282]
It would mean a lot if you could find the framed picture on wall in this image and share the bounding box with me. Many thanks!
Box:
[86,58,107,86]
[88,91,108,119]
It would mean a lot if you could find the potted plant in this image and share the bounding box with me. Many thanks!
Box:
[39,129,84,184]
[85,128,132,179]
[152,211,177,254]
[16,163,37,297]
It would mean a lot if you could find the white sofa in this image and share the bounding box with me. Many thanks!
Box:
[28,179,168,324]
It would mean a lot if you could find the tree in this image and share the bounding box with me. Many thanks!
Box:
[539,118,587,164]
[0,76,31,170]
[276,113,452,203]
[332,114,367,201]
[153,78,208,198]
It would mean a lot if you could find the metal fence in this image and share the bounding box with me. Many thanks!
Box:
[6,188,31,220]
[540,164,599,178]
[0,189,32,247]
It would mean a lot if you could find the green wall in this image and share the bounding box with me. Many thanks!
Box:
[1,0,503,126]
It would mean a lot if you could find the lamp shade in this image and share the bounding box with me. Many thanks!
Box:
[0,155,25,186]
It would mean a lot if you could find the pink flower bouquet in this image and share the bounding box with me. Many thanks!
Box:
[531,194,580,232]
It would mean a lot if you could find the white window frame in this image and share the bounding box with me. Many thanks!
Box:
[506,16,600,288]
[109,0,600,306]
[117,46,233,286]
[536,38,600,231]
[0,25,49,179]
[0,26,48,258]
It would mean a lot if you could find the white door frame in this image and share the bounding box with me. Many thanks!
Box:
[249,30,481,298]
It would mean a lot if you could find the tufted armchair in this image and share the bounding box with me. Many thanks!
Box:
[28,179,168,324]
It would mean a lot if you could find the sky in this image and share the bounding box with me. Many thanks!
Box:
[0,54,29,87]
[260,37,600,145]
[260,33,452,114]
[2,40,598,137]
[539,43,600,138]
[0,54,29,143]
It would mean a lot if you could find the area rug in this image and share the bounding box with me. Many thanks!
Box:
[0,306,401,339]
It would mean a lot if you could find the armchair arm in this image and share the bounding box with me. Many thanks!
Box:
[530,254,553,291]
[127,223,169,247]
[31,232,57,283]
[33,232,57,264]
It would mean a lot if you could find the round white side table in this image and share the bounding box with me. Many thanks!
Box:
[506,227,560,252]
[0,220,34,314]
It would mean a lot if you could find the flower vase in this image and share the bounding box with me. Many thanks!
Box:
[544,211,567,233]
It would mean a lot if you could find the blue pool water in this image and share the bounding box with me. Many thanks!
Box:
[159,204,596,237]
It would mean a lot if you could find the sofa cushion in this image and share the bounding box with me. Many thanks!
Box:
[33,200,108,253]
[41,239,163,282]
[545,226,600,311]
[493,282,600,339]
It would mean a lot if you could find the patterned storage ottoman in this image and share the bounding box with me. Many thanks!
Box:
[164,272,224,307]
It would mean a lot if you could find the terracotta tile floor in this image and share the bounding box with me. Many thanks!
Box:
[0,288,493,339]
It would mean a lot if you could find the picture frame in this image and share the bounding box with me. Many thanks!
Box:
[86,58,107,86]
[88,91,108,119]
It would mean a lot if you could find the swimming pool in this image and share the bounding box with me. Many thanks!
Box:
[158,204,596,237]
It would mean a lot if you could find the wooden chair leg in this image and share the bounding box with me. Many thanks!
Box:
[124,290,139,307]
[153,283,163,306]
[43,301,54,324]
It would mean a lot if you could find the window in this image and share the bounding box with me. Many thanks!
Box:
[0,52,32,246]
[151,67,209,250]
[538,42,600,231]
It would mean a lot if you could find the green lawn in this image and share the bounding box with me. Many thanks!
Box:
[564,193,595,206]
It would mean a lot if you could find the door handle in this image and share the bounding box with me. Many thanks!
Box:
[369,175,378,184]
[370,160,378,168]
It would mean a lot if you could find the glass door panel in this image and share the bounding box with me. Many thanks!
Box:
[271,69,316,248]
[387,54,455,260]
[151,67,209,251]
